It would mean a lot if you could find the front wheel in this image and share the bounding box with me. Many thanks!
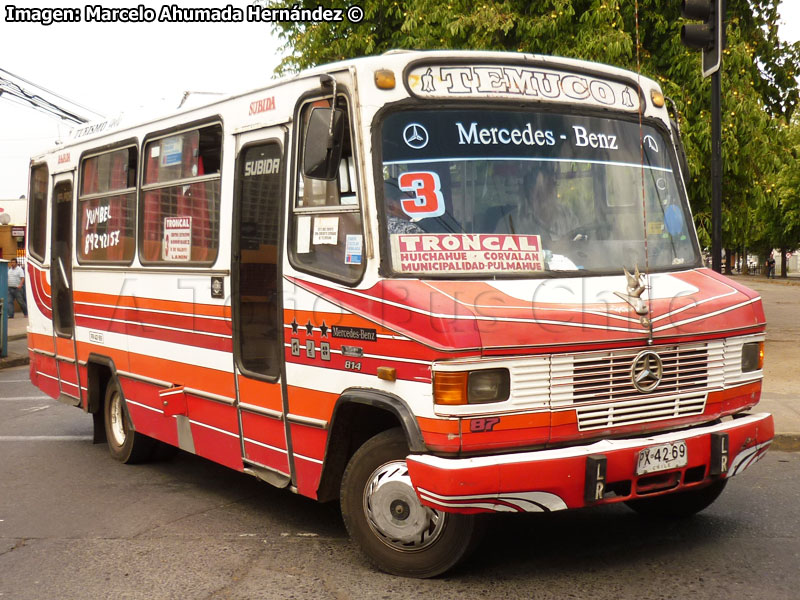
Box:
[104,379,156,464]
[625,479,728,518]
[340,428,481,578]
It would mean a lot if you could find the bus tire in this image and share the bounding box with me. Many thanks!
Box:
[104,379,155,464]
[625,479,728,518]
[340,428,481,578]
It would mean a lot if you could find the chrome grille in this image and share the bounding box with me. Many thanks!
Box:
[574,346,706,403]
[551,343,724,404]
[575,393,707,430]
[550,341,725,430]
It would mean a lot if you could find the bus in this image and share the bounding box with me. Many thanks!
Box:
[25,50,774,578]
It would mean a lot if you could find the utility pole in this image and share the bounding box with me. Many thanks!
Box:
[711,68,722,273]
[680,0,725,273]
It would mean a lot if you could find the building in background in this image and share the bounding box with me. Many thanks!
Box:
[0,196,27,265]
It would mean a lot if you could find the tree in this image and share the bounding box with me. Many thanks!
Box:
[268,0,800,259]
[756,118,800,277]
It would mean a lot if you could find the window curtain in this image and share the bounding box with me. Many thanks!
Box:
[177,132,209,262]
[107,151,127,261]
[81,158,100,258]
[143,149,162,261]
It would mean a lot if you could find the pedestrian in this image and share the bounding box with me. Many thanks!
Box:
[766,254,776,279]
[6,258,27,318]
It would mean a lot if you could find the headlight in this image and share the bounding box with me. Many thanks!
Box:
[433,369,510,405]
[741,342,764,372]
[468,369,510,404]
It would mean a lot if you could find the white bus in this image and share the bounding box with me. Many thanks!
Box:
[26,50,773,577]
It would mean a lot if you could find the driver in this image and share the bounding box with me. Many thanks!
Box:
[522,167,578,240]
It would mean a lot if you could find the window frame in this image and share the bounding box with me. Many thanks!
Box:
[232,137,286,383]
[371,101,702,279]
[27,162,50,263]
[137,117,224,267]
[76,139,139,266]
[287,89,367,285]
[50,178,75,338]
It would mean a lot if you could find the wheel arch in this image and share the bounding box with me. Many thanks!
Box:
[86,354,129,444]
[86,354,118,415]
[315,388,426,503]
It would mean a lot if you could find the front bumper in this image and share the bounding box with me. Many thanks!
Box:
[406,412,774,513]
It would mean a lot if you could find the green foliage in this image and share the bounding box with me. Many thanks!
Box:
[269,0,800,254]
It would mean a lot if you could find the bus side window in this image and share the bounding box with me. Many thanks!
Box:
[290,95,365,283]
[140,124,222,265]
[28,164,49,262]
[78,146,137,264]
[234,142,283,379]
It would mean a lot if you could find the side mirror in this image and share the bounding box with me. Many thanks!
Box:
[303,107,345,180]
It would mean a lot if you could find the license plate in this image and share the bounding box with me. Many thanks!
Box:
[636,441,688,475]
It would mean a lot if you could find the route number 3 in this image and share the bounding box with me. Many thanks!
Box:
[398,171,445,219]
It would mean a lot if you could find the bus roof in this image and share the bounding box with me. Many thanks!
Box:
[31,49,662,161]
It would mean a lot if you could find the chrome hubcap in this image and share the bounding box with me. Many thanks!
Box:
[109,392,126,447]
[363,460,446,551]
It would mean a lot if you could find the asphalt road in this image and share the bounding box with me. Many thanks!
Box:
[1,364,799,599]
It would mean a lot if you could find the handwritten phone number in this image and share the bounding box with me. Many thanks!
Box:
[84,230,121,254]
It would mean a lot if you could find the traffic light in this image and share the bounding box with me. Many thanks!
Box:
[680,0,724,78]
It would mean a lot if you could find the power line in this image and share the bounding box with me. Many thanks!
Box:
[0,91,73,123]
[0,66,105,119]
[0,79,86,124]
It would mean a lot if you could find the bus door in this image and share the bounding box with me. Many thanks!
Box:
[50,173,81,406]
[231,128,291,487]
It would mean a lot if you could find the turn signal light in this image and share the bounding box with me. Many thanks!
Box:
[377,366,397,381]
[650,89,666,108]
[433,369,511,405]
[741,341,764,372]
[374,69,396,89]
[433,372,468,405]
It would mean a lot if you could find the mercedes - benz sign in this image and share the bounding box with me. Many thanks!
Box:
[631,350,663,393]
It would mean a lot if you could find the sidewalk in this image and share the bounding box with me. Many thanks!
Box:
[1,313,29,369]
[1,313,797,450]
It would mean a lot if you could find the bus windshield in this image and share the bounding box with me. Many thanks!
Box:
[379,109,699,276]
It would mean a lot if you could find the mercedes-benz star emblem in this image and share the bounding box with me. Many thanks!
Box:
[403,123,429,149]
[631,350,663,393]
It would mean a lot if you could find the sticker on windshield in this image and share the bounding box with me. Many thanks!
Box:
[345,234,363,265]
[391,234,543,274]
[313,217,338,245]
[163,216,191,261]
[398,171,445,219]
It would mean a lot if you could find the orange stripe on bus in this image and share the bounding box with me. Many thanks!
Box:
[490,411,550,430]
[237,376,283,413]
[551,410,577,427]
[128,354,235,398]
[73,290,231,319]
[76,341,131,370]
[28,332,54,353]
[417,416,459,435]
[706,381,761,406]
[54,336,76,357]
[286,385,338,422]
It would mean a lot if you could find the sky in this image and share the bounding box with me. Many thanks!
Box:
[0,0,284,199]
[1,0,799,200]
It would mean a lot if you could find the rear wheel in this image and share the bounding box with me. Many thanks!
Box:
[340,428,481,578]
[104,379,156,464]
[625,479,728,518]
